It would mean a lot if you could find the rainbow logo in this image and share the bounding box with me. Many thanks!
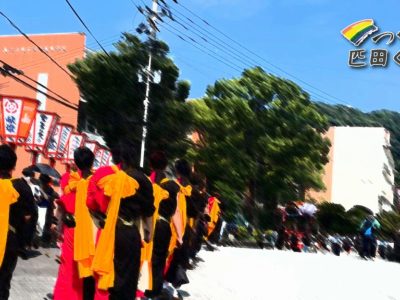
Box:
[341,19,378,46]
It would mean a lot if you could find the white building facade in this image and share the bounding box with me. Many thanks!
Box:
[309,127,395,213]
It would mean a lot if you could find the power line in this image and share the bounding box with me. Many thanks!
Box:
[159,23,242,73]
[0,10,73,78]
[0,59,77,108]
[64,0,111,58]
[159,2,259,68]
[171,2,350,106]
[0,66,78,110]
[161,22,245,71]
[133,3,244,72]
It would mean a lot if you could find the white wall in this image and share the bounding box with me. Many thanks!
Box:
[330,127,394,213]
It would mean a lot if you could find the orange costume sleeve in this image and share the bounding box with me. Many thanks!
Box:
[62,171,96,279]
[90,165,139,290]
[0,179,19,267]
[207,197,221,238]
[168,183,192,257]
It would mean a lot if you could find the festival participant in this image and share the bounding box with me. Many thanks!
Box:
[41,174,59,247]
[206,195,222,244]
[164,159,192,298]
[12,168,39,258]
[359,214,381,259]
[87,141,154,300]
[186,173,208,264]
[143,151,180,299]
[0,144,22,300]
[53,147,96,300]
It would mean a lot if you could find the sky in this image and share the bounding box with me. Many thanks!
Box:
[1,0,400,112]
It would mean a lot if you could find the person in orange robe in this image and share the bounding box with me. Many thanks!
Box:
[87,142,154,300]
[53,147,96,300]
[0,144,22,300]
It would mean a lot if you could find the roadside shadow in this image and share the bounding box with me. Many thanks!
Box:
[178,290,191,297]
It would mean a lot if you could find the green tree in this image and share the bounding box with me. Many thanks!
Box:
[316,203,353,235]
[376,211,400,240]
[190,67,330,223]
[69,33,193,163]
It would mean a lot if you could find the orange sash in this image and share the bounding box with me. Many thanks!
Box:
[207,198,221,237]
[168,183,192,257]
[91,166,139,290]
[64,172,96,279]
[0,179,19,267]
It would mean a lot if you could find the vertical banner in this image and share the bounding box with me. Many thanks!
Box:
[0,96,39,144]
[25,111,60,152]
[93,148,104,170]
[46,124,62,158]
[65,133,84,162]
[84,141,98,153]
[101,149,111,167]
[57,124,73,159]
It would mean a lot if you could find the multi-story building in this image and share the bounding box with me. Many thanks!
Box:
[308,126,395,213]
[0,32,86,174]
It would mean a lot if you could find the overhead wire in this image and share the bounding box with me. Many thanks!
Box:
[64,0,112,58]
[0,65,78,110]
[169,1,351,106]
[0,10,73,78]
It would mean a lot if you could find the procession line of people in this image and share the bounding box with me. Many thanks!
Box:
[0,143,222,300]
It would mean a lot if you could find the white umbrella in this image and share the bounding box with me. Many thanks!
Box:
[299,203,318,216]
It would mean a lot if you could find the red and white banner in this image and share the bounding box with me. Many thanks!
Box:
[0,95,39,144]
[57,124,73,159]
[64,133,84,162]
[45,123,74,159]
[25,111,59,153]
[84,140,99,153]
[93,148,104,170]
[101,149,112,167]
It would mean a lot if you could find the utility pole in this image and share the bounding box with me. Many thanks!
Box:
[139,0,158,169]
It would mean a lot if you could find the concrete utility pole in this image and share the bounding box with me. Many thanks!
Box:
[139,0,158,168]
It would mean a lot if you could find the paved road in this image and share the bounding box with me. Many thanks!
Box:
[10,248,58,300]
[9,246,400,300]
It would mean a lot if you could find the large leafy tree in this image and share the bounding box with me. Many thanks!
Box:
[190,67,330,223]
[69,33,193,164]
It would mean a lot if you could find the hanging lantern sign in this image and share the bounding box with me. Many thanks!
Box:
[93,147,104,170]
[56,124,73,159]
[45,123,73,159]
[25,111,60,153]
[45,124,61,158]
[84,140,99,153]
[0,95,39,144]
[101,149,111,167]
[64,133,84,163]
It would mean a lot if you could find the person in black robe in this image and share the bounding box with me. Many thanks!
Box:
[0,144,24,300]
[40,174,59,247]
[108,142,155,300]
[187,174,208,263]
[165,159,192,297]
[144,151,179,299]
[12,168,39,258]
